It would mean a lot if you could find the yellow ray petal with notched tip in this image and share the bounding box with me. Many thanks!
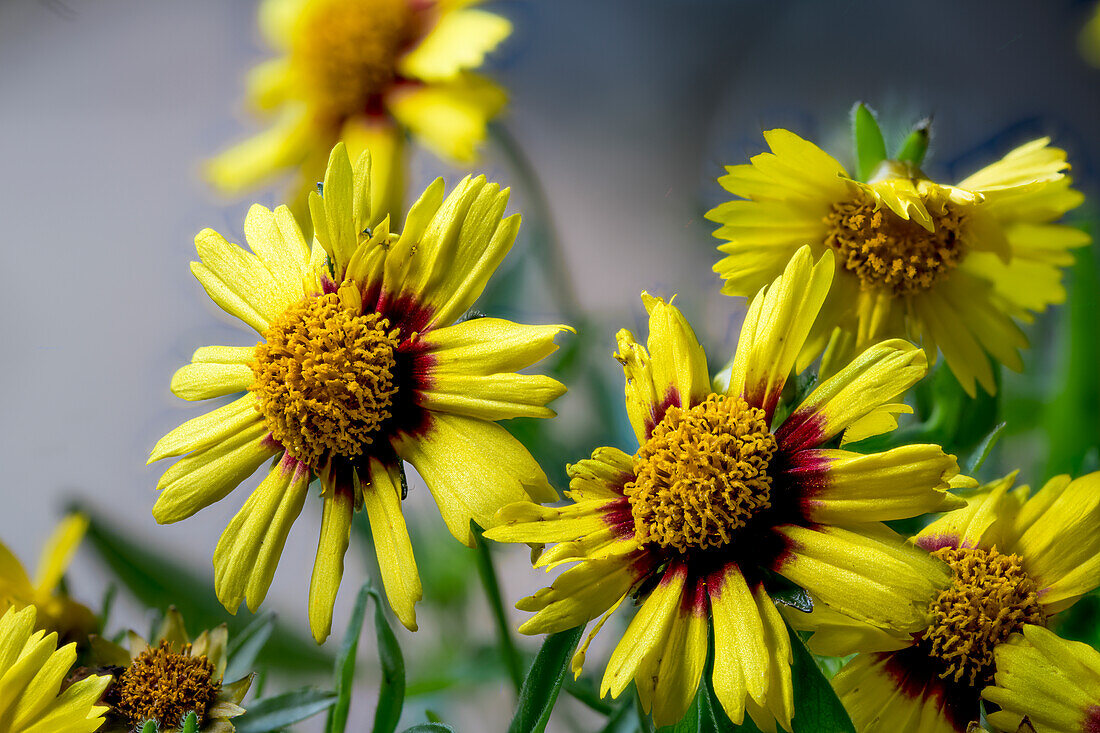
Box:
[361,458,422,633]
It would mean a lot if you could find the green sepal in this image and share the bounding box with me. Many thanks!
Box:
[852,103,887,181]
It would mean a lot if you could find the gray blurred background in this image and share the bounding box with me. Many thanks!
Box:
[2,0,1099,729]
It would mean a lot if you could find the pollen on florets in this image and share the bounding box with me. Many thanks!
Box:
[824,192,966,296]
[251,291,402,468]
[624,394,777,554]
[112,641,220,729]
[925,545,1045,688]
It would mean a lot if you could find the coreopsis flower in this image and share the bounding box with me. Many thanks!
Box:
[0,514,97,642]
[983,625,1100,733]
[0,605,111,733]
[92,609,250,732]
[151,143,565,642]
[707,128,1088,396]
[208,0,511,219]
[805,471,1100,732]
[486,246,962,730]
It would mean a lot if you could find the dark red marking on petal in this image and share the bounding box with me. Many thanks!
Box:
[680,571,710,617]
[915,534,962,552]
[261,433,282,451]
[375,289,435,335]
[645,387,681,440]
[320,271,339,294]
[882,646,978,731]
[784,449,834,520]
[774,406,829,454]
[599,499,635,539]
[1084,706,1100,733]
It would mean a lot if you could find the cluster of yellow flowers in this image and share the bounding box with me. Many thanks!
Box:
[4,2,1100,732]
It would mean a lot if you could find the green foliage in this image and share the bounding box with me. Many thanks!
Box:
[365,585,408,733]
[225,612,275,682]
[181,712,199,733]
[507,625,585,733]
[78,507,332,675]
[234,688,338,733]
[326,585,371,733]
[788,626,856,733]
[401,726,456,732]
[894,119,931,167]
[852,103,887,182]
[473,521,526,693]
[655,677,731,733]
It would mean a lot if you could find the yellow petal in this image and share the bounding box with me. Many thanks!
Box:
[776,339,926,451]
[396,412,556,547]
[565,446,634,502]
[308,484,354,644]
[747,583,794,733]
[710,565,769,724]
[649,577,709,728]
[205,109,315,196]
[642,293,712,415]
[615,326,661,444]
[213,458,310,614]
[418,372,566,421]
[341,117,406,228]
[399,9,511,82]
[243,203,311,303]
[31,514,87,597]
[791,446,963,524]
[728,245,834,419]
[149,395,262,462]
[915,473,1017,553]
[517,554,646,636]
[387,73,506,163]
[153,422,279,524]
[362,459,422,633]
[601,564,686,701]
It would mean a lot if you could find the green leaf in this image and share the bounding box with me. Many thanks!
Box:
[1043,236,1100,478]
[656,676,720,733]
[473,521,525,693]
[226,612,275,682]
[235,688,337,733]
[894,119,931,167]
[401,726,456,733]
[367,585,407,733]
[78,507,333,675]
[852,103,887,182]
[965,422,1007,475]
[327,585,372,733]
[788,625,856,732]
[766,575,813,614]
[507,625,585,733]
[181,712,198,733]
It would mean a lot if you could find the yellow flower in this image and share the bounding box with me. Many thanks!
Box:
[983,624,1100,733]
[802,471,1100,732]
[208,0,511,219]
[0,605,111,733]
[0,514,97,642]
[486,245,962,730]
[707,128,1089,396]
[150,143,566,642]
[92,609,251,732]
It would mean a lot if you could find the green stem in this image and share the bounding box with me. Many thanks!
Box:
[472,522,524,694]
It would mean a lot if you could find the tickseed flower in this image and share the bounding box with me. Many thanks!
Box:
[983,625,1100,733]
[0,514,97,642]
[207,0,511,219]
[707,127,1088,396]
[486,246,962,730]
[151,143,566,642]
[92,609,250,732]
[808,471,1100,732]
[0,605,111,733]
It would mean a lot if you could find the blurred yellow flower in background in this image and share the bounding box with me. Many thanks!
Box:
[0,605,111,733]
[984,624,1100,733]
[152,144,567,643]
[707,129,1089,396]
[0,514,97,643]
[1081,2,1100,67]
[208,0,511,222]
[799,471,1100,732]
[488,246,964,730]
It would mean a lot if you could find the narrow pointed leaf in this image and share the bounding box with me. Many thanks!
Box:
[965,422,1007,475]
[852,103,887,181]
[507,625,585,733]
[226,612,276,682]
[788,624,856,732]
[401,726,456,733]
[235,688,337,733]
[474,521,524,692]
[895,119,931,166]
[328,584,372,733]
[368,586,406,733]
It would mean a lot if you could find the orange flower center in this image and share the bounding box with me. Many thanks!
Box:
[251,292,401,467]
[925,546,1045,687]
[291,0,417,119]
[824,191,966,296]
[624,394,776,553]
[113,641,220,728]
